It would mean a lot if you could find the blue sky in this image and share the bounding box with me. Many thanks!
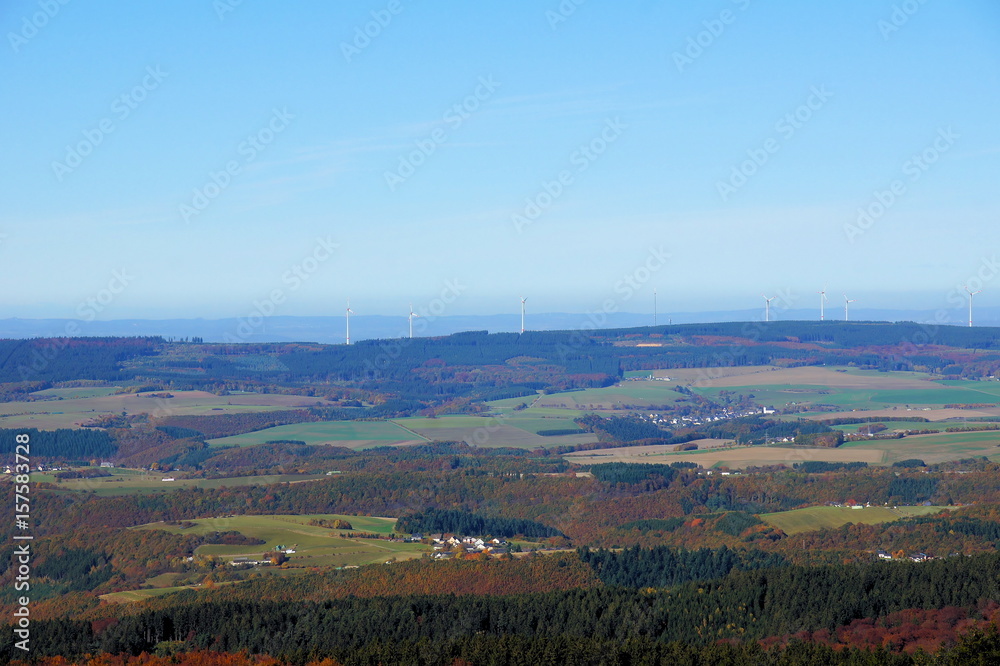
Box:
[2,0,998,321]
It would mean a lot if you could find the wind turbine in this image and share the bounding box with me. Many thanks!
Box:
[408,303,419,339]
[762,294,776,322]
[844,295,856,321]
[520,297,527,334]
[345,298,354,345]
[965,285,982,327]
[653,288,657,326]
[817,287,828,321]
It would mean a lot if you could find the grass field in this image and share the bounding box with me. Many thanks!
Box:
[41,471,329,495]
[830,420,957,433]
[137,513,426,568]
[564,444,887,468]
[934,380,1000,398]
[695,385,1000,412]
[0,390,334,430]
[532,382,686,409]
[204,412,599,451]
[564,428,1000,469]
[759,505,956,535]
[682,367,936,390]
[393,415,598,449]
[839,430,1000,465]
[805,407,1000,421]
[207,420,427,449]
[101,586,200,603]
[685,367,1000,412]
[30,386,122,399]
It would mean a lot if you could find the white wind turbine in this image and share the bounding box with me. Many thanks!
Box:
[520,297,527,334]
[345,298,354,345]
[818,287,828,321]
[965,285,982,327]
[408,303,419,339]
[844,295,856,321]
[762,294,776,322]
[653,288,657,326]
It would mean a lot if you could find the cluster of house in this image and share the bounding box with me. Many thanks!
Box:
[228,545,296,566]
[4,464,58,474]
[423,535,509,559]
[876,550,932,563]
[643,406,776,429]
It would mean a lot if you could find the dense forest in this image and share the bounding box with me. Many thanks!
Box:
[3,321,999,410]
[0,427,117,458]
[10,552,1000,661]
[396,508,563,539]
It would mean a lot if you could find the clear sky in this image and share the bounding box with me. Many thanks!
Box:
[2,1,998,321]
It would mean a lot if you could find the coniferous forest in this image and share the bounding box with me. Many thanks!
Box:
[3,323,1000,664]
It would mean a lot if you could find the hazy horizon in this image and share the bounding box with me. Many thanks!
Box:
[4,2,999,320]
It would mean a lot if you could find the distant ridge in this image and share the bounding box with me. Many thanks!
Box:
[2,306,999,344]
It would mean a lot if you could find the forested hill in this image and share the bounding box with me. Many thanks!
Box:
[2,321,999,401]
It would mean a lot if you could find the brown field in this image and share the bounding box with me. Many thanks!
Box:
[650,366,777,382]
[565,444,886,469]
[685,366,933,390]
[808,407,1000,421]
[0,390,334,430]
[562,439,735,464]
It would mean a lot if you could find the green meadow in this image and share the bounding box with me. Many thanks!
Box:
[693,384,999,411]
[838,429,1000,464]
[208,420,427,449]
[533,382,686,408]
[760,505,955,535]
[138,513,427,567]
[43,471,328,495]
